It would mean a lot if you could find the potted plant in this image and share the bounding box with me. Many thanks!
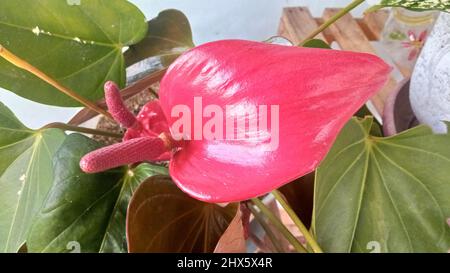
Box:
[0,0,449,254]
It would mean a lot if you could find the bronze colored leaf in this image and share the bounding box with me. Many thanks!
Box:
[126,175,237,253]
[214,208,246,253]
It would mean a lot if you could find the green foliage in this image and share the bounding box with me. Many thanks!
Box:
[314,117,450,253]
[0,102,65,252]
[27,134,167,253]
[302,39,331,49]
[0,0,148,106]
[373,0,450,12]
[124,9,195,67]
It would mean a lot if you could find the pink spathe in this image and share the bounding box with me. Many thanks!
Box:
[81,39,391,203]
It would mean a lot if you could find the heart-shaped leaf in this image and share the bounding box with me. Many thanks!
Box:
[313,117,450,253]
[0,0,147,106]
[127,175,238,253]
[0,102,65,252]
[69,9,193,126]
[371,0,450,12]
[124,9,194,67]
[100,163,168,253]
[27,134,167,253]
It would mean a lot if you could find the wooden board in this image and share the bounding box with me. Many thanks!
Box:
[279,7,325,45]
[278,7,407,115]
[359,10,390,41]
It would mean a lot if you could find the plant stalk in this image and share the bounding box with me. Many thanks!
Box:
[68,68,167,126]
[251,198,307,253]
[42,122,123,139]
[246,202,284,253]
[272,190,323,253]
[299,0,366,45]
[0,44,113,120]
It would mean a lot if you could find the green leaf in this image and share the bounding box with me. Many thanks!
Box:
[354,105,372,119]
[354,106,383,137]
[302,39,331,49]
[373,0,450,12]
[313,117,450,253]
[27,134,122,253]
[0,0,148,106]
[125,9,194,66]
[0,102,65,252]
[127,175,238,253]
[99,163,168,253]
[124,9,194,67]
[27,134,167,253]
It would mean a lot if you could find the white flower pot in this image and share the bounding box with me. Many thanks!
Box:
[410,13,450,133]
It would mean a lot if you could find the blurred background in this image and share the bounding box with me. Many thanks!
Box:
[0,0,371,129]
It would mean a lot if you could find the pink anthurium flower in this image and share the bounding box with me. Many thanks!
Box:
[80,40,390,203]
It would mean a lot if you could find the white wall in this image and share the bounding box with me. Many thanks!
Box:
[0,0,370,129]
[131,0,369,44]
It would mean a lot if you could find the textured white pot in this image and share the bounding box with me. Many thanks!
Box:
[410,13,450,133]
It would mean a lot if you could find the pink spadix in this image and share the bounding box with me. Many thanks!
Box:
[80,137,168,174]
[80,40,390,203]
[104,81,137,128]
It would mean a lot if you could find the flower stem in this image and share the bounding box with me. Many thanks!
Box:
[42,122,123,139]
[299,0,366,45]
[251,198,307,253]
[68,68,167,126]
[246,202,284,253]
[0,44,113,120]
[272,190,323,253]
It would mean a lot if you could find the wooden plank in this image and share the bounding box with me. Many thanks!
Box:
[315,18,335,44]
[277,16,290,40]
[357,19,378,41]
[361,10,389,40]
[322,8,397,114]
[279,7,325,45]
[322,8,377,53]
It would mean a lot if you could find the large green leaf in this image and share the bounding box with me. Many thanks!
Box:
[27,134,167,253]
[99,163,168,253]
[0,0,147,106]
[0,102,65,252]
[124,9,194,67]
[313,117,450,253]
[127,175,238,253]
[373,0,450,12]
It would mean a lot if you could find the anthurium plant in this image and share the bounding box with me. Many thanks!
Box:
[0,0,449,253]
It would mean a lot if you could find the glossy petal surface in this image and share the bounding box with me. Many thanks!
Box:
[124,100,170,140]
[159,40,390,203]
